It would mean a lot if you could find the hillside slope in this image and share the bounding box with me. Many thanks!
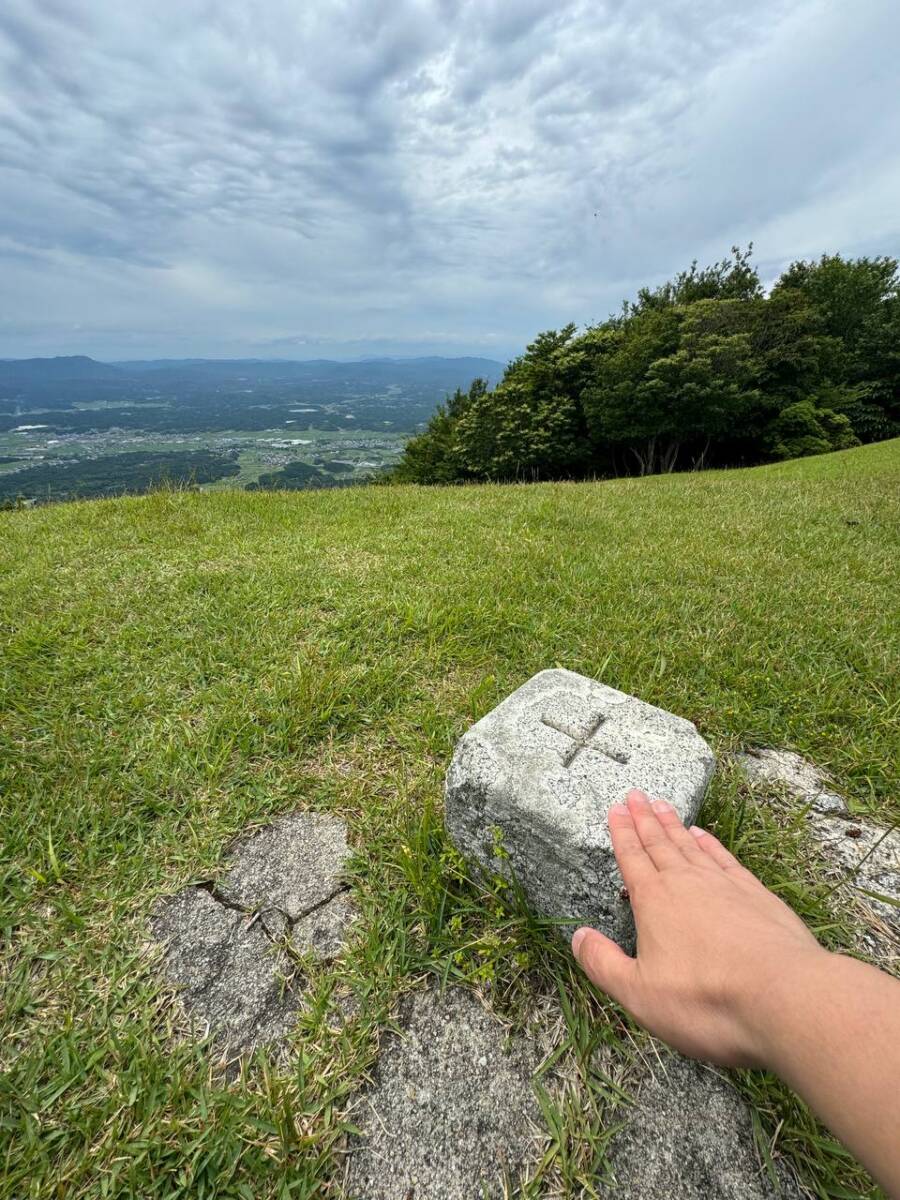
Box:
[1,438,898,1198]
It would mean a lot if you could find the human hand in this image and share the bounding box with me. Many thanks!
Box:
[571,788,829,1067]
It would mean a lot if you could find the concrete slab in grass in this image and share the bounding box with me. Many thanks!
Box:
[344,987,542,1200]
[150,811,358,1058]
[734,750,898,959]
[218,811,353,920]
[150,886,300,1057]
[599,1053,804,1200]
[734,749,847,814]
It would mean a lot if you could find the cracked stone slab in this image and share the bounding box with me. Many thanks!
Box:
[219,811,352,920]
[734,751,898,960]
[599,1054,804,1200]
[446,669,715,946]
[150,811,358,1057]
[344,988,542,1200]
[734,749,847,814]
[292,889,358,960]
[150,887,300,1057]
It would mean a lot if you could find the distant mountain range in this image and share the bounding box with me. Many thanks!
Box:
[0,355,124,382]
[0,354,508,438]
[0,354,507,388]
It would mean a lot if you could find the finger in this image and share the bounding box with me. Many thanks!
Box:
[626,789,687,870]
[607,802,657,891]
[650,799,717,866]
[571,927,638,1010]
[689,825,756,879]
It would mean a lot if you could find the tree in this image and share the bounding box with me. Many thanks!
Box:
[774,254,897,354]
[390,245,897,487]
[391,379,487,483]
[453,326,590,480]
[629,245,762,313]
[584,301,759,473]
[749,288,837,403]
[767,400,859,461]
[773,255,900,441]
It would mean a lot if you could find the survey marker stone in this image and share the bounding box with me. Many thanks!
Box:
[445,669,715,945]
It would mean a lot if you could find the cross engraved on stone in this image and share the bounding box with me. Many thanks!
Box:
[445,670,716,952]
[540,712,629,767]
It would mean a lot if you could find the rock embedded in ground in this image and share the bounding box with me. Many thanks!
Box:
[150,811,357,1058]
[797,811,898,960]
[293,889,359,960]
[733,749,847,814]
[344,987,542,1200]
[734,750,898,960]
[218,811,353,919]
[600,1053,803,1200]
[150,886,300,1057]
[445,669,715,946]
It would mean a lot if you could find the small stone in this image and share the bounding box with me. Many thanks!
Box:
[600,1053,803,1199]
[344,988,541,1200]
[445,669,714,946]
[733,749,847,814]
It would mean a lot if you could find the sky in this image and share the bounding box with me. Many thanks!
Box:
[1,0,898,363]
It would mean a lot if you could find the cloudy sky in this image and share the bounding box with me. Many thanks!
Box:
[1,0,898,362]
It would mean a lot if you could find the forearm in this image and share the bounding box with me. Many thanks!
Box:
[573,796,900,1192]
[754,950,900,1195]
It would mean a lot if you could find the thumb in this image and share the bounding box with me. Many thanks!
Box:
[571,927,638,1008]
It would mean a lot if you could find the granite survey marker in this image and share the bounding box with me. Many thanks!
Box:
[445,669,715,944]
[151,812,357,1059]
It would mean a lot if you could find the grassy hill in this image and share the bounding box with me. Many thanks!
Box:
[1,438,898,1198]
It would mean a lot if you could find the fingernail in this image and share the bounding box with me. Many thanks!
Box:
[651,799,672,812]
[609,802,629,817]
[571,927,587,957]
[689,825,706,838]
[627,788,649,804]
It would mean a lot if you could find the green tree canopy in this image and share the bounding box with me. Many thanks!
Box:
[392,247,899,484]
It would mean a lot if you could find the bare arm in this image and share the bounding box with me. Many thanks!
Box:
[571,789,900,1195]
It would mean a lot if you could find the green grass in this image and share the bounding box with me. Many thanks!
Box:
[1,438,898,1198]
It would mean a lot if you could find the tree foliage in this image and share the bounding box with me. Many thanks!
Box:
[394,248,897,483]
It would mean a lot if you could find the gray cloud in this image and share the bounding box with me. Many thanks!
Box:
[1,0,898,359]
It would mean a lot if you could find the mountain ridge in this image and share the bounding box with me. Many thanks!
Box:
[1,354,506,384]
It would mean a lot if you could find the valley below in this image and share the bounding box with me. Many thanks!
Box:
[0,355,503,502]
